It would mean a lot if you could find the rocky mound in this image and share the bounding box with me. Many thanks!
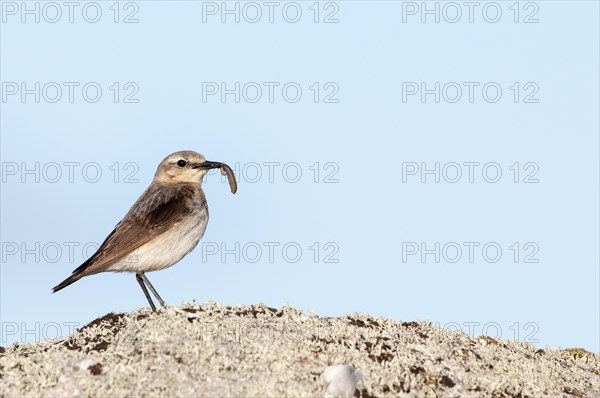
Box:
[1,302,598,397]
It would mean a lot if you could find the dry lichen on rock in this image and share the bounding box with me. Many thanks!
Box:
[1,302,599,397]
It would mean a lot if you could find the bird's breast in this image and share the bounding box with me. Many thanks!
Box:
[105,205,208,273]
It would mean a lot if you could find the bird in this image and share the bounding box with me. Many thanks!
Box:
[52,150,237,311]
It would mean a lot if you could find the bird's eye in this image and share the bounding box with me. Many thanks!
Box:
[177,160,187,167]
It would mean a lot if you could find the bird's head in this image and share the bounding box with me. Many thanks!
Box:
[153,150,237,193]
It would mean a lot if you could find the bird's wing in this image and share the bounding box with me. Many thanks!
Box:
[72,183,201,276]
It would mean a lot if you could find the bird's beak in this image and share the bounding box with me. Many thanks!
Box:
[192,161,223,170]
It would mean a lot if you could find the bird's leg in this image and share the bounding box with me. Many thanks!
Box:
[136,272,157,311]
[139,272,166,307]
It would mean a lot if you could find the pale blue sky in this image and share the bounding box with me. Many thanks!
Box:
[1,1,599,351]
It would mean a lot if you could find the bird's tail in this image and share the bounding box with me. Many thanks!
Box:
[52,272,84,293]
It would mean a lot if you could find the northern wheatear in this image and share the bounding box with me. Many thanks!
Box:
[52,150,237,311]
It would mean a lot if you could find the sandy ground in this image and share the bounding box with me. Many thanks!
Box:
[1,302,599,397]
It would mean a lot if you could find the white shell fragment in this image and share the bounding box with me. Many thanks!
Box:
[321,364,367,398]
